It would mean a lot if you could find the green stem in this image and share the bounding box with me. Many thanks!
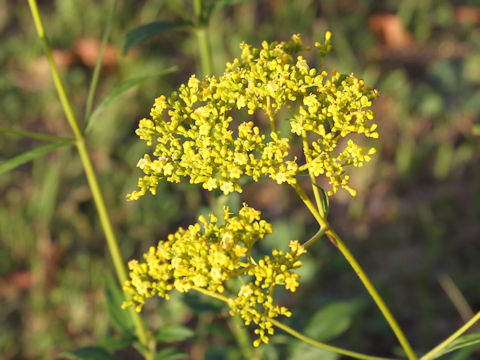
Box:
[303,226,328,249]
[291,182,328,228]
[301,130,324,217]
[26,1,152,358]
[195,27,213,76]
[83,0,118,129]
[326,229,417,360]
[192,287,393,360]
[167,0,192,23]
[290,182,416,359]
[420,311,480,360]
[193,0,213,76]
[270,319,397,360]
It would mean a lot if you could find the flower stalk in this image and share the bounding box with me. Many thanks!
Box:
[27,1,152,358]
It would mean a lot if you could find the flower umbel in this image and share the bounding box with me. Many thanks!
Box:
[129,33,378,200]
[123,205,306,345]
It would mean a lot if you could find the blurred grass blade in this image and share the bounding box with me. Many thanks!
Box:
[105,277,134,336]
[0,127,72,142]
[208,0,248,17]
[123,21,191,55]
[432,332,480,358]
[86,66,177,133]
[60,346,118,360]
[0,142,72,175]
[84,0,119,127]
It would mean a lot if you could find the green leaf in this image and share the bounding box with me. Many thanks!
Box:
[0,126,72,142]
[105,277,135,337]
[0,142,71,176]
[154,347,188,360]
[314,184,330,217]
[99,334,136,351]
[60,346,118,360]
[155,324,195,342]
[85,66,177,133]
[123,21,190,55]
[431,331,480,358]
[290,344,339,360]
[302,299,364,341]
[289,300,363,360]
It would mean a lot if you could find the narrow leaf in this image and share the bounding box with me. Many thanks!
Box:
[105,277,134,336]
[0,142,71,175]
[155,324,195,342]
[86,66,177,133]
[0,126,72,142]
[84,0,119,123]
[60,346,118,360]
[433,332,480,358]
[123,21,190,55]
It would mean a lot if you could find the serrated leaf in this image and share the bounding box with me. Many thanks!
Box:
[105,278,134,336]
[86,66,177,133]
[154,347,188,360]
[155,324,195,342]
[124,21,190,55]
[60,346,118,360]
[303,299,364,341]
[0,142,71,175]
[431,331,480,358]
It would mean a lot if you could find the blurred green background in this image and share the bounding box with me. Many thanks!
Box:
[1,0,479,359]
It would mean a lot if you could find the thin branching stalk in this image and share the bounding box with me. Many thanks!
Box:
[326,230,417,360]
[291,182,417,360]
[420,311,480,360]
[26,1,152,358]
[192,287,393,360]
[270,319,398,360]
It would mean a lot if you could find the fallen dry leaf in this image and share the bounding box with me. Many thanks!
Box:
[74,37,118,68]
[369,13,413,49]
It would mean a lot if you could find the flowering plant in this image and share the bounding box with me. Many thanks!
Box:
[124,33,392,352]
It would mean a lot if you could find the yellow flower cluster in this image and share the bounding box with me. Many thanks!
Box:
[128,33,378,200]
[122,205,306,345]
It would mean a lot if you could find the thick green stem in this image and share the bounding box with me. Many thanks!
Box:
[326,230,417,360]
[27,1,152,358]
[420,311,480,360]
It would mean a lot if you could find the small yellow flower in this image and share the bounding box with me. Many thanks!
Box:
[129,33,378,200]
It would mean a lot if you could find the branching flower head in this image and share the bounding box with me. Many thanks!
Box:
[129,32,378,200]
[123,205,306,345]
